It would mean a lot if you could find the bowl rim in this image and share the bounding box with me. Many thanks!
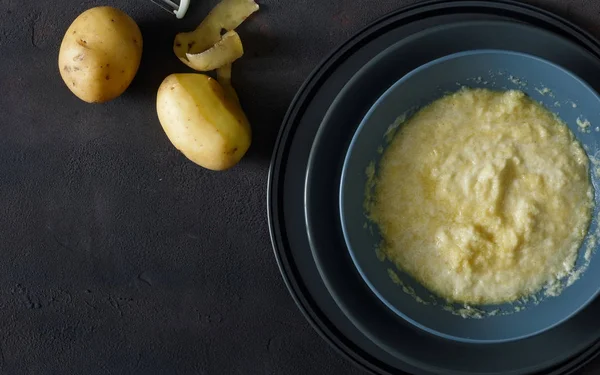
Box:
[338,48,600,344]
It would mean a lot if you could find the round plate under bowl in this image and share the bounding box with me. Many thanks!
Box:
[339,49,600,343]
[304,20,600,375]
[270,1,600,373]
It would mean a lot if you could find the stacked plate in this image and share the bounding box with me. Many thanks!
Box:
[268,1,600,374]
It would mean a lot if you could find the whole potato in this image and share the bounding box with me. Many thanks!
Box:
[58,6,142,103]
[156,74,251,171]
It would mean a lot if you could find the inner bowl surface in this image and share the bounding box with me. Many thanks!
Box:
[340,49,600,343]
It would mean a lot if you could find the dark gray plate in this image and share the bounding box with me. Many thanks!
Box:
[306,20,600,374]
[269,1,600,374]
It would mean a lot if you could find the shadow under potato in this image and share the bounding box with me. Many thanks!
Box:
[234,74,292,164]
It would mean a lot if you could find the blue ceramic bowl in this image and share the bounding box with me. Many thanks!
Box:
[339,50,600,343]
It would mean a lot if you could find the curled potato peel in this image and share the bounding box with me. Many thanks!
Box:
[185,31,243,71]
[216,64,240,104]
[173,0,259,71]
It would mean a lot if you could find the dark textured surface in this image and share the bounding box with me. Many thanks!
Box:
[0,0,600,374]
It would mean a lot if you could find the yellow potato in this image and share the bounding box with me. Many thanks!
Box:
[156,74,251,171]
[58,6,143,103]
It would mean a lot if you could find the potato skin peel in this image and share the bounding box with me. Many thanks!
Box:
[173,0,259,71]
[185,31,244,72]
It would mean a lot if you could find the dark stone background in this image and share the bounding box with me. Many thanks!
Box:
[0,0,599,373]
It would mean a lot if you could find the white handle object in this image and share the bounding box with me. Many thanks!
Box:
[175,0,190,19]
